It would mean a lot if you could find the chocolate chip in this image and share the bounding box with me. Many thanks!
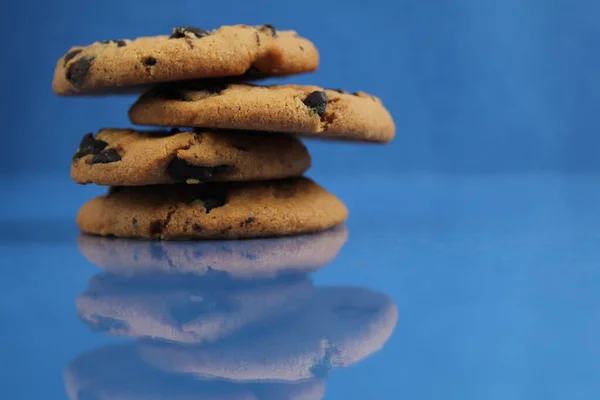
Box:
[299,45,304,51]
[200,194,228,214]
[73,133,108,160]
[132,218,138,226]
[192,223,203,232]
[170,26,209,39]
[303,91,328,117]
[167,158,230,182]
[259,24,277,37]
[100,39,127,47]
[66,57,94,89]
[149,220,164,236]
[63,49,82,67]
[240,216,255,227]
[144,57,157,66]
[91,149,121,164]
[329,88,349,94]
[239,65,267,80]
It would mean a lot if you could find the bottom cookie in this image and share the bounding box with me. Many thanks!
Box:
[76,177,348,239]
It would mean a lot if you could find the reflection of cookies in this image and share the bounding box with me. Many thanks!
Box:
[53,24,319,95]
[71,129,310,186]
[129,84,395,143]
[77,225,347,279]
[77,273,313,343]
[65,343,325,400]
[77,178,348,239]
[138,286,398,382]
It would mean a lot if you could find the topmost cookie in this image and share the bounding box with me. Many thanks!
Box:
[52,24,319,95]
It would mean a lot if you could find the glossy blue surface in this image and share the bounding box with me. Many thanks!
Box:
[2,174,600,399]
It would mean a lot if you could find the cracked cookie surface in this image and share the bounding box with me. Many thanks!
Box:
[53,24,319,95]
[71,128,310,186]
[76,178,348,240]
[128,84,396,143]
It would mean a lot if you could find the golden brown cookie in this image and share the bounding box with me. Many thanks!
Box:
[71,128,310,186]
[76,178,348,240]
[53,24,319,95]
[128,84,396,143]
[77,225,348,280]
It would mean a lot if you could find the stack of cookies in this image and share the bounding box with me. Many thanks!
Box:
[53,24,395,240]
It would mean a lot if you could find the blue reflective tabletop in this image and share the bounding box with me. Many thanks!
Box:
[1,173,600,399]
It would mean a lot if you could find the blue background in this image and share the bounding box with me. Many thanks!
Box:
[2,1,600,399]
[2,0,599,176]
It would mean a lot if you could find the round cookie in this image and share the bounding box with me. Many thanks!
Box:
[71,128,310,186]
[128,84,396,143]
[77,178,348,240]
[138,286,399,382]
[76,273,313,343]
[53,24,319,95]
[77,225,348,280]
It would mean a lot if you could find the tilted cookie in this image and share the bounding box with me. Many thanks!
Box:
[53,24,318,95]
[77,178,348,240]
[128,83,396,143]
[71,128,310,186]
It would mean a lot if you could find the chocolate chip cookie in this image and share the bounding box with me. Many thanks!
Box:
[53,24,319,95]
[76,178,348,239]
[71,128,310,186]
[128,83,396,143]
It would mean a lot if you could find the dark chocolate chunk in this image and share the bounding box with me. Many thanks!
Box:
[303,91,328,117]
[200,193,228,214]
[100,39,127,47]
[66,57,95,89]
[132,218,138,226]
[170,26,209,39]
[149,220,164,236]
[238,65,267,80]
[192,223,203,232]
[259,24,277,37]
[240,216,255,227]
[63,49,83,66]
[167,158,230,182]
[144,57,157,66]
[91,149,121,164]
[73,133,108,160]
